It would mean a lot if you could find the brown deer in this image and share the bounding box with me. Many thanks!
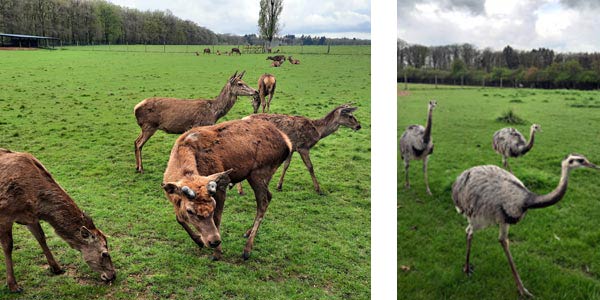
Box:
[252,74,276,114]
[288,56,300,64]
[134,71,257,173]
[231,47,241,55]
[216,50,221,55]
[271,60,283,67]
[203,48,211,54]
[162,119,292,261]
[195,51,200,56]
[238,104,361,195]
[267,55,285,62]
[0,149,115,292]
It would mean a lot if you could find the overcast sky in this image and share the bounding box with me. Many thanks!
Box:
[398,0,600,52]
[105,0,371,39]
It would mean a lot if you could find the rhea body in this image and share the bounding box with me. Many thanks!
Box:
[492,124,541,172]
[452,154,600,297]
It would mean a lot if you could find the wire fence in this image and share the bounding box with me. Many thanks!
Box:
[58,44,371,55]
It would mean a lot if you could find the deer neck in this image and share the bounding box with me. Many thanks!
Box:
[38,189,89,251]
[210,85,237,121]
[312,114,340,139]
[520,128,536,154]
[422,107,433,144]
[526,166,569,209]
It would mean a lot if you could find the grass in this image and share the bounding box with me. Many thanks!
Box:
[0,47,370,299]
[496,108,527,124]
[398,84,600,299]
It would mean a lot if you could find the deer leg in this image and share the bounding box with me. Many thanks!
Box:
[243,172,273,260]
[261,93,267,113]
[134,126,158,173]
[297,148,322,194]
[176,217,204,249]
[463,224,474,275]
[404,159,410,189]
[211,190,226,261]
[423,155,432,195]
[0,225,21,293]
[499,223,533,298]
[266,92,274,113]
[236,182,245,195]
[26,222,63,275]
[276,153,293,191]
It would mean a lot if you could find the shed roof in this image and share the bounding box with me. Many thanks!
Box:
[0,33,59,40]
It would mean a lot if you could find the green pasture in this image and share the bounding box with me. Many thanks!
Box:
[398,84,600,299]
[59,44,371,55]
[0,47,370,299]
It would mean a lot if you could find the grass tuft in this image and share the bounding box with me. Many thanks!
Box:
[496,108,527,124]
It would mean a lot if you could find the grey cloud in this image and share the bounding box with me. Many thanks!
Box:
[398,0,484,15]
[560,0,600,9]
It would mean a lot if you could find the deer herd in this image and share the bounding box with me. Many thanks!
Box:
[0,53,362,292]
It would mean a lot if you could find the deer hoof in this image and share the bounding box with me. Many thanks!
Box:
[242,251,251,260]
[50,266,65,275]
[211,255,221,261]
[9,284,23,293]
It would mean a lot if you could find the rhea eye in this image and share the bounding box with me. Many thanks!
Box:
[576,159,584,163]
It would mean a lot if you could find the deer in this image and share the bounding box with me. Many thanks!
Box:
[162,119,292,261]
[267,55,285,62]
[231,47,242,55]
[288,56,300,64]
[251,74,276,114]
[216,50,221,55]
[0,148,115,293]
[203,48,211,54]
[271,60,283,67]
[134,71,258,173]
[195,51,200,56]
[237,104,361,195]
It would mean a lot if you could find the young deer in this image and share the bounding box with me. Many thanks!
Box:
[133,71,257,173]
[252,74,276,113]
[288,56,300,64]
[0,149,115,292]
[238,104,361,195]
[162,119,291,260]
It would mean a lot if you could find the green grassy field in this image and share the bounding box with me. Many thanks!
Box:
[398,84,600,299]
[0,48,370,299]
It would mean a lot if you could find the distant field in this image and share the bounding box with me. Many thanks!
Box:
[398,84,600,299]
[0,48,370,299]
[59,44,371,55]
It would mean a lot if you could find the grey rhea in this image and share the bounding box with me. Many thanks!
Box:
[452,154,600,298]
[400,100,436,195]
[492,124,541,172]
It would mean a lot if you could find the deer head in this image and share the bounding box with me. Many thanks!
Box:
[228,71,258,97]
[162,169,233,248]
[336,105,362,131]
[78,222,116,283]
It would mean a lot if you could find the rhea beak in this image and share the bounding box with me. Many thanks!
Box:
[585,162,600,170]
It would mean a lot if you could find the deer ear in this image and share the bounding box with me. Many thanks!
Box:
[341,107,358,114]
[162,182,180,195]
[207,169,233,191]
[238,70,246,79]
[229,71,239,83]
[80,226,95,241]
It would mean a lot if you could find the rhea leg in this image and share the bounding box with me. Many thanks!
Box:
[276,153,293,191]
[26,222,63,274]
[134,126,158,173]
[404,159,410,189]
[243,171,273,260]
[0,225,21,293]
[463,224,474,275]
[499,223,533,298]
[502,156,513,173]
[423,155,432,195]
[298,148,322,194]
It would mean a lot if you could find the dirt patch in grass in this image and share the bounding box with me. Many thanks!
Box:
[398,90,411,97]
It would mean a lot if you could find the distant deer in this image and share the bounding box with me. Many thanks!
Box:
[195,51,200,56]
[224,51,230,56]
[0,149,115,292]
[134,71,258,173]
[238,104,361,195]
[162,119,292,260]
[216,50,221,55]
[271,60,283,67]
[203,48,211,54]
[252,74,276,113]
[267,55,285,62]
[288,56,300,64]
[231,47,241,55]
[266,47,272,53]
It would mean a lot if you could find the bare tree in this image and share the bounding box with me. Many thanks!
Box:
[258,0,283,48]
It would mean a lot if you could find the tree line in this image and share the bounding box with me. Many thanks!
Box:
[0,0,371,47]
[398,39,600,90]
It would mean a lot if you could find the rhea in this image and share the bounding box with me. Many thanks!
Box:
[492,124,541,172]
[452,153,600,298]
[399,100,436,195]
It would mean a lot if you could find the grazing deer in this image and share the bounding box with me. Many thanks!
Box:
[162,119,292,261]
[134,71,258,173]
[252,74,276,114]
[271,60,283,67]
[203,48,211,54]
[0,149,115,292]
[288,56,300,64]
[238,104,361,195]
[216,50,221,55]
[231,48,241,55]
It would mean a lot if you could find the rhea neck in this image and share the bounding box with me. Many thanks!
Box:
[210,83,238,121]
[423,106,434,144]
[526,165,570,209]
[520,127,536,155]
